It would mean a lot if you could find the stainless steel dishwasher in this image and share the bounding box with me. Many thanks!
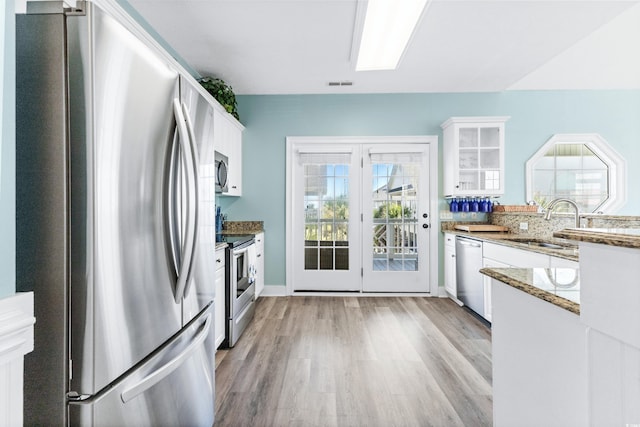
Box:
[455,236,484,316]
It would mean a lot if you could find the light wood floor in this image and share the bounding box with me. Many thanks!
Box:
[214,296,492,427]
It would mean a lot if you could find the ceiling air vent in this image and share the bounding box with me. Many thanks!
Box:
[328,81,353,86]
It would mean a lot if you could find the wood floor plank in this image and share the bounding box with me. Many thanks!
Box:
[214,296,493,426]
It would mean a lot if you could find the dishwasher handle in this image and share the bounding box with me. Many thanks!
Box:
[457,238,482,248]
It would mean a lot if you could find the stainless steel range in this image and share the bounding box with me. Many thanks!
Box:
[218,234,257,347]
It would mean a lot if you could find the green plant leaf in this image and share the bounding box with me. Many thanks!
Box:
[197,77,239,121]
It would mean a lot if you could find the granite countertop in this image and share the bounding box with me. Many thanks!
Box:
[444,230,579,261]
[221,220,264,235]
[480,267,580,315]
[554,227,640,249]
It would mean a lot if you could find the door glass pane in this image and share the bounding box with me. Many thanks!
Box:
[371,162,419,272]
[303,162,350,271]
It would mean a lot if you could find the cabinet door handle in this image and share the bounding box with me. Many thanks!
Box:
[216,258,222,263]
[257,254,262,258]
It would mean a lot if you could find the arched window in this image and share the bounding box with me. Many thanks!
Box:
[526,134,626,213]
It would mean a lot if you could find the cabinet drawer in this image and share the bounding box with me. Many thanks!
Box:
[444,233,456,248]
[483,242,548,267]
[549,256,578,268]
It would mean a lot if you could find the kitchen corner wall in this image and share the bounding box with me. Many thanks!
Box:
[224,90,640,290]
[0,0,16,298]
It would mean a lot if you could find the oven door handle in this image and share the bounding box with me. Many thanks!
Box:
[233,244,252,257]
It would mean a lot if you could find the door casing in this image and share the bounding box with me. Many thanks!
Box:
[286,136,439,295]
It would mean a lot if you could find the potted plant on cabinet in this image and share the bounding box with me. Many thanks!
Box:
[198,77,239,121]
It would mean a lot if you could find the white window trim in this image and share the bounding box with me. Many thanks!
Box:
[285,135,439,296]
[525,133,627,213]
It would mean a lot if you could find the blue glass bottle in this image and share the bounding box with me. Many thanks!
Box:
[461,198,470,212]
[471,197,479,212]
[480,198,489,213]
[449,198,459,212]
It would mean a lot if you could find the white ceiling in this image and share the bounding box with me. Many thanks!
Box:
[126,0,640,95]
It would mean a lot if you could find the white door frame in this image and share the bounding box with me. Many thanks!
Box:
[285,136,439,295]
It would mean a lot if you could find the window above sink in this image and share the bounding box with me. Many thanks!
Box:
[526,133,627,213]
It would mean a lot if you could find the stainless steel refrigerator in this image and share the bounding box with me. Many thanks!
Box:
[16,1,217,425]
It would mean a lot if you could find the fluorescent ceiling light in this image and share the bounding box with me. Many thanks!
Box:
[356,0,430,71]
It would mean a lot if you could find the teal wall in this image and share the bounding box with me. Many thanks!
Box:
[219,90,640,288]
[0,0,16,298]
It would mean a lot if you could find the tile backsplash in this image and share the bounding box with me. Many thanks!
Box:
[447,212,640,239]
[223,220,264,233]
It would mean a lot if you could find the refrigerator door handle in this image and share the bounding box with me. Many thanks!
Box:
[119,312,212,403]
[171,99,197,303]
[167,121,182,286]
[180,101,200,300]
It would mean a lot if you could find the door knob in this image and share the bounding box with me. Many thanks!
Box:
[422,213,428,218]
[422,224,429,229]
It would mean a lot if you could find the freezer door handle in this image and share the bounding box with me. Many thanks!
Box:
[179,101,200,301]
[120,313,211,403]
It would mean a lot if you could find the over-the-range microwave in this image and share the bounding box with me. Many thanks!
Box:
[215,151,228,193]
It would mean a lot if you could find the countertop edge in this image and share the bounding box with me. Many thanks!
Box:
[443,230,579,261]
[219,229,264,236]
[554,228,640,249]
[480,267,580,315]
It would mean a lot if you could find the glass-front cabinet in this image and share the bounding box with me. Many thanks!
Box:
[441,116,509,196]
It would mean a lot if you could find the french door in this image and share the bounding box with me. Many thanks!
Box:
[291,145,361,291]
[362,145,430,292]
[288,138,433,293]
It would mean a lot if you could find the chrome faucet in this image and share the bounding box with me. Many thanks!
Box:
[544,198,581,228]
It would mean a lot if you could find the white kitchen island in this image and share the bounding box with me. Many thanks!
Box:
[483,227,640,427]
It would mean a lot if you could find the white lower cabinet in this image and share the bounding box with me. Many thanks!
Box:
[443,233,457,299]
[254,232,265,297]
[483,241,549,268]
[481,258,509,322]
[492,279,587,427]
[481,241,578,322]
[214,247,226,349]
[579,242,640,425]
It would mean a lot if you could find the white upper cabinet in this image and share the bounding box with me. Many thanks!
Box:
[441,116,509,197]
[214,108,244,196]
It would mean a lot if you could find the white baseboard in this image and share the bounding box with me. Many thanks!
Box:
[258,285,287,297]
[260,285,450,299]
[0,292,35,427]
